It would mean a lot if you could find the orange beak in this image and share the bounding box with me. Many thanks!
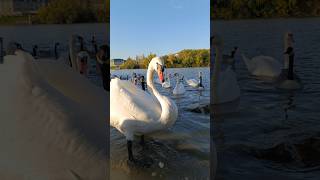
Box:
[158,70,164,83]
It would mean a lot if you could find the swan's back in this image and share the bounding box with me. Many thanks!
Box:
[251,56,281,77]
[173,81,185,95]
[187,79,198,87]
[0,52,107,179]
[110,78,161,125]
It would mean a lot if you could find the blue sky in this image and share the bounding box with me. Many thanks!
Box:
[111,0,210,59]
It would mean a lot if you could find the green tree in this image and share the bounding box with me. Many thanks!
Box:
[120,58,139,69]
[36,0,106,24]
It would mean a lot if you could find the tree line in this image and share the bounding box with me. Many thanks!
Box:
[119,49,210,69]
[35,0,109,24]
[211,0,320,19]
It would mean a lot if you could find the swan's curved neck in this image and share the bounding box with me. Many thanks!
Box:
[212,46,222,104]
[147,63,173,125]
[284,36,294,68]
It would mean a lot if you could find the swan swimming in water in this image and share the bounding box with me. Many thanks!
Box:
[186,71,204,90]
[212,35,240,104]
[110,57,178,162]
[241,32,301,89]
[173,74,185,95]
[276,49,301,90]
[241,54,282,78]
[162,73,171,88]
[241,32,296,78]
[186,79,198,87]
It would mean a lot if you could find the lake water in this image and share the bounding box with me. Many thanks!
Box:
[110,67,210,180]
[0,23,109,55]
[212,18,320,179]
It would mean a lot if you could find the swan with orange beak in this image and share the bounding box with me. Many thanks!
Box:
[111,57,178,164]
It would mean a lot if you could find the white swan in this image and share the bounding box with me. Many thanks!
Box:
[186,79,199,88]
[173,75,185,95]
[162,73,171,88]
[241,54,282,78]
[241,32,296,78]
[110,57,178,161]
[0,50,108,179]
[212,35,240,104]
[186,72,204,90]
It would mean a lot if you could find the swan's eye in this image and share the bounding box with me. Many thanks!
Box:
[157,63,164,72]
[161,65,165,72]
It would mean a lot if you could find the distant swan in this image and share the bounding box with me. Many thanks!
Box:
[241,32,297,78]
[187,72,204,90]
[276,32,302,90]
[173,74,185,95]
[110,57,178,162]
[241,54,282,78]
[212,35,240,104]
[162,73,171,88]
[186,79,198,88]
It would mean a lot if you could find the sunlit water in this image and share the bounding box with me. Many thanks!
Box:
[110,68,210,179]
[212,18,320,179]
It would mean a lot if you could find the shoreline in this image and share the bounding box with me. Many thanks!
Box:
[111,66,210,71]
[210,16,320,21]
[0,16,109,26]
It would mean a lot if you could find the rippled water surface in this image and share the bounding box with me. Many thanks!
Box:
[212,18,320,179]
[0,23,109,54]
[110,68,210,179]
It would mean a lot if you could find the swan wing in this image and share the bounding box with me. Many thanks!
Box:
[0,52,107,179]
[110,79,161,124]
[186,79,198,87]
[250,56,281,77]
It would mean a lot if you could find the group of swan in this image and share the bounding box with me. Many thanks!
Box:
[241,32,301,89]
[0,50,108,179]
[161,72,204,95]
[212,31,301,106]
[110,57,178,162]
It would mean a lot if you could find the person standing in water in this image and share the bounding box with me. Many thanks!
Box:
[96,45,109,91]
